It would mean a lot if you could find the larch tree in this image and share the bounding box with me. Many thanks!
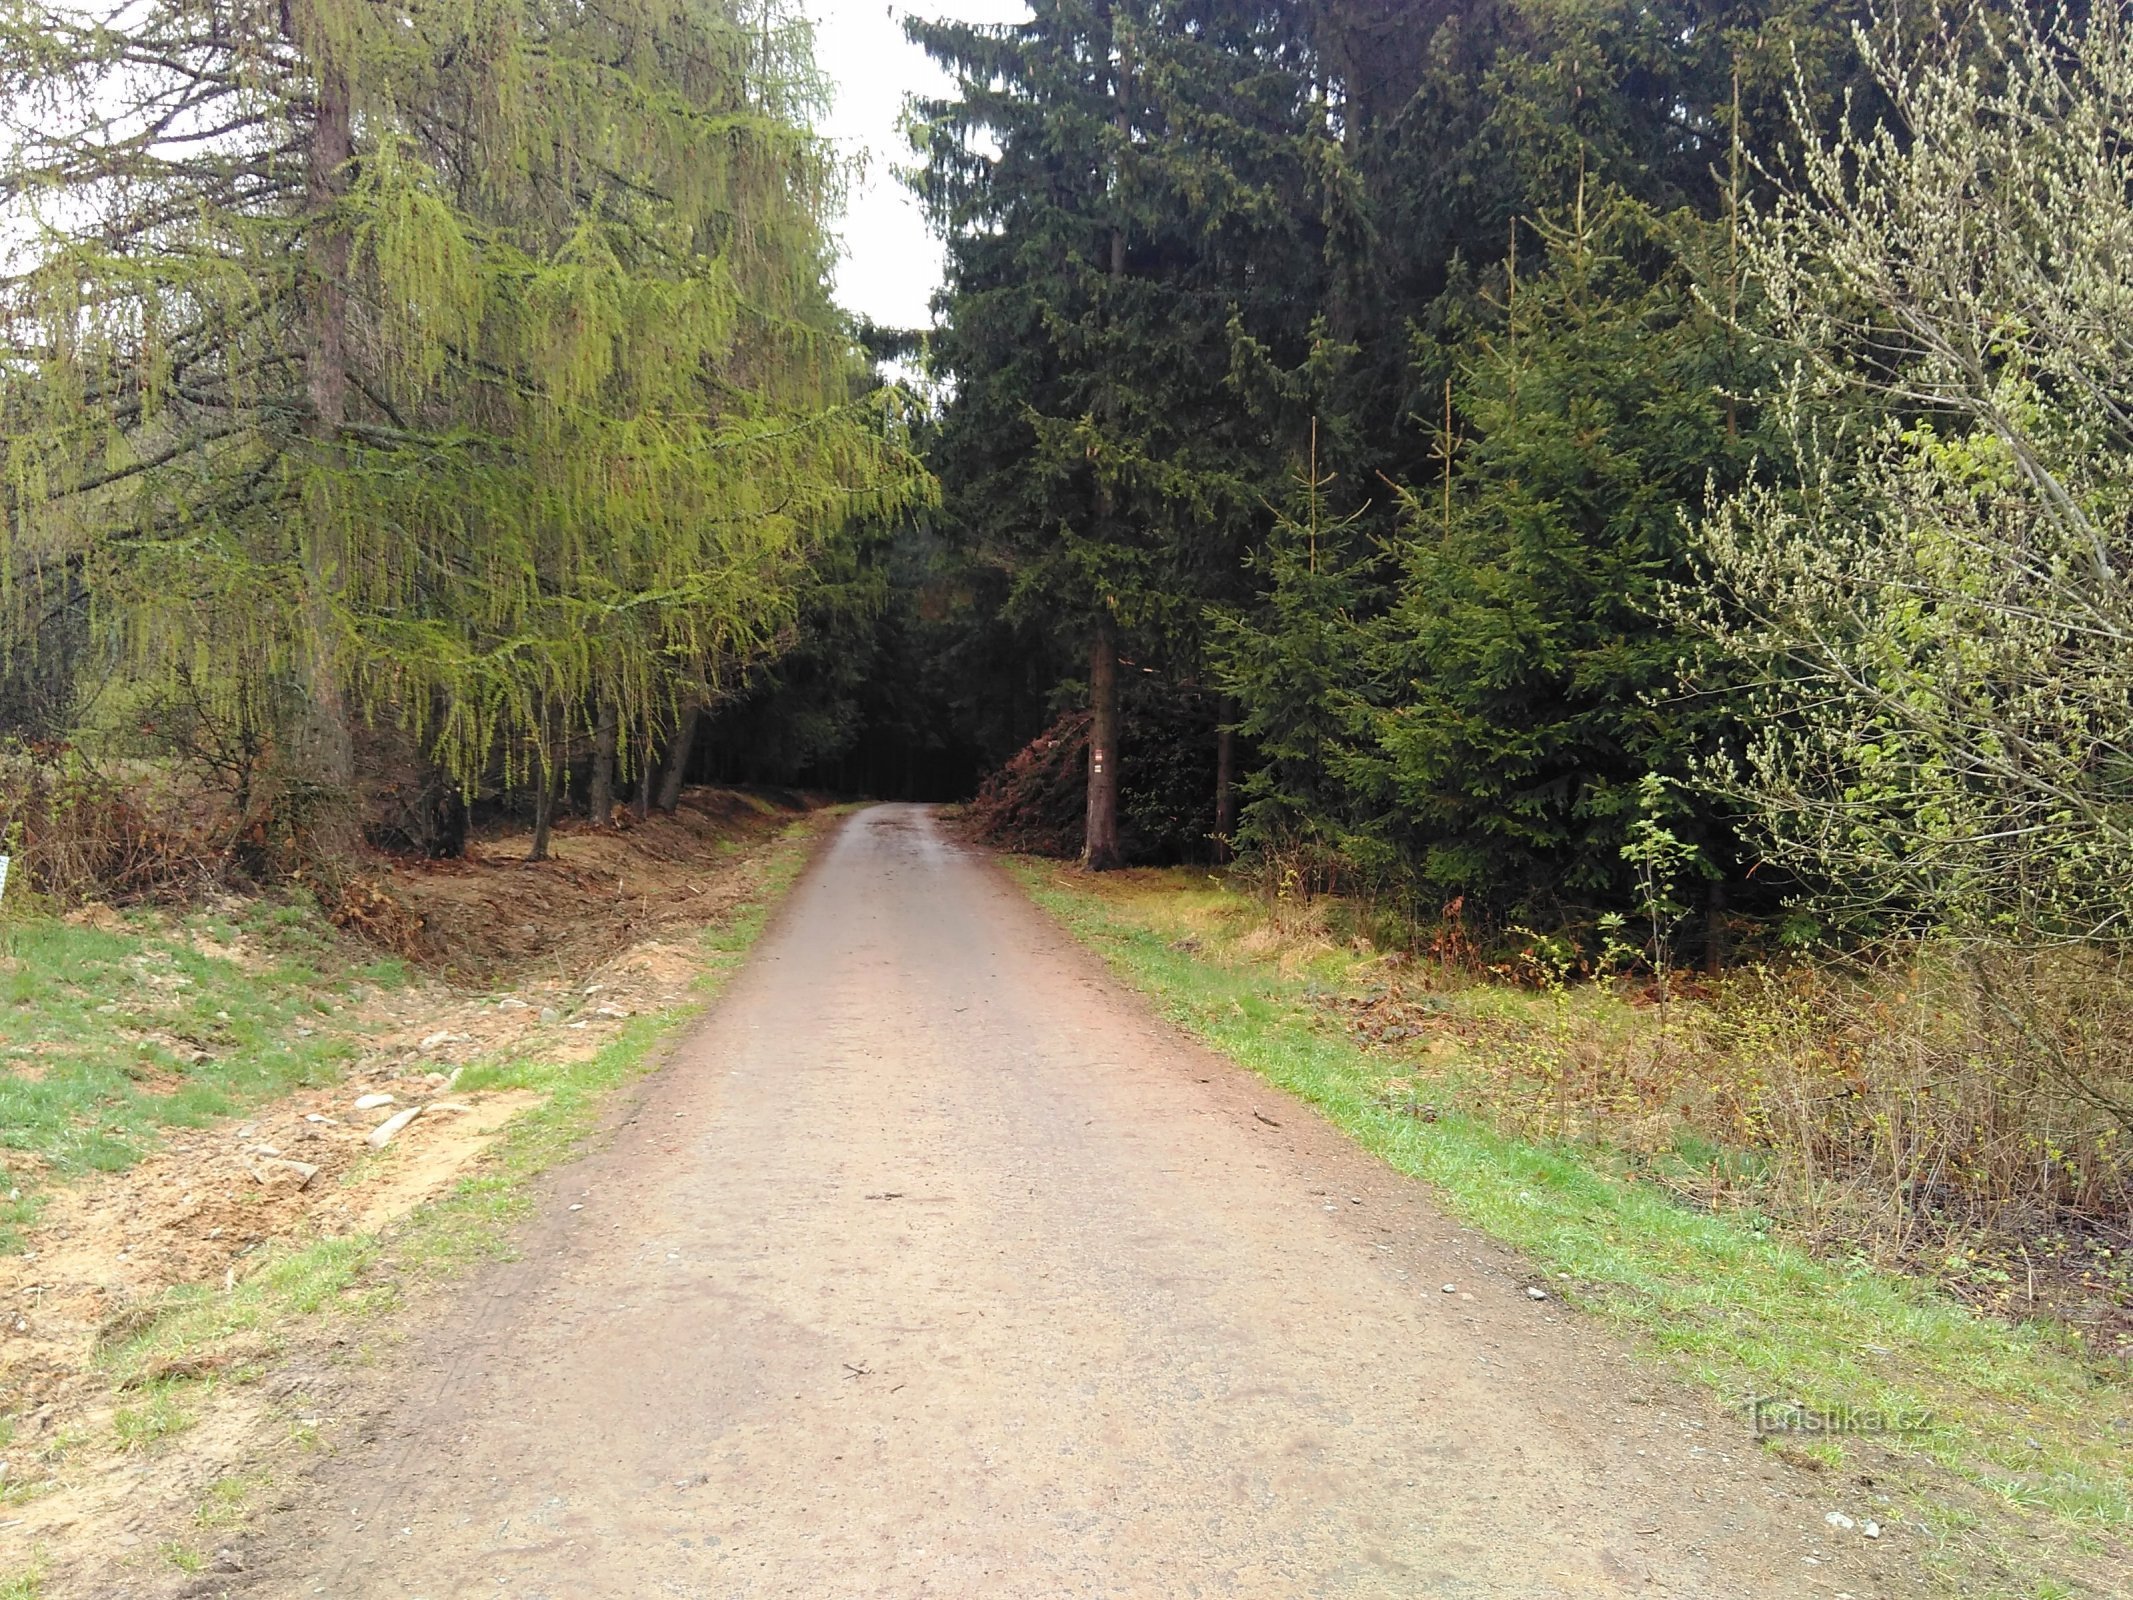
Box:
[0,0,925,848]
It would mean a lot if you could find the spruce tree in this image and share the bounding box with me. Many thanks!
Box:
[1367,190,1763,916]
[910,0,1326,867]
[1212,444,1381,884]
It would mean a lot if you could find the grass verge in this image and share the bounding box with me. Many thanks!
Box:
[1010,860,2132,1567]
[0,897,408,1249]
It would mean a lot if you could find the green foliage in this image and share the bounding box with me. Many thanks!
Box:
[910,0,1334,818]
[1688,4,2133,948]
[0,0,927,803]
[1362,192,1761,912]
[1212,455,1381,878]
[922,0,1870,921]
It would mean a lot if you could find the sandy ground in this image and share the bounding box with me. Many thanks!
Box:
[198,805,1941,1599]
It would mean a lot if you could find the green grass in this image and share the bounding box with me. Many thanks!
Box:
[92,817,822,1388]
[111,1381,198,1451]
[194,1469,269,1531]
[1011,861,2133,1545]
[0,895,408,1248]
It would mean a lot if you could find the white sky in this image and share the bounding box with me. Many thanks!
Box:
[810,0,1030,330]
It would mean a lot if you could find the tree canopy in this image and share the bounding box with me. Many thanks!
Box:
[2,0,925,841]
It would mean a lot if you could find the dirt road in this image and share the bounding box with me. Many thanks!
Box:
[235,806,1923,1598]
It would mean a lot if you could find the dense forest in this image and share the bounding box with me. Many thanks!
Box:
[881,0,2133,968]
[7,8,2133,1573]
[5,0,2131,970]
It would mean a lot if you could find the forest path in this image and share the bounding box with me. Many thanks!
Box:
[237,805,1920,1598]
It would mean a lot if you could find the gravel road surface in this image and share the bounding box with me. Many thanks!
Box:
[236,804,1923,1598]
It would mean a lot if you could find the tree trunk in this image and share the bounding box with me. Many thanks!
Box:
[1704,876,1729,974]
[656,703,702,812]
[631,718,653,821]
[1084,622,1123,871]
[528,707,560,863]
[529,768,556,863]
[427,782,467,860]
[589,700,617,824]
[296,29,357,808]
[1213,716,1236,863]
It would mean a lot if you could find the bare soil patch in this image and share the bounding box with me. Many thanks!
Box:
[383,788,807,982]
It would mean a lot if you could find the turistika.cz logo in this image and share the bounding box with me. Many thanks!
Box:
[1750,1397,1934,1438]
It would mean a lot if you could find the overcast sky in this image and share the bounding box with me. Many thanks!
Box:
[810,0,1031,331]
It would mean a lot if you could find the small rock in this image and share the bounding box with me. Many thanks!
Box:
[594,1004,630,1019]
[425,1102,474,1115]
[353,1093,395,1111]
[243,1157,319,1189]
[212,1547,246,1573]
[418,1030,466,1052]
[0,1458,10,1484]
[1826,1511,1855,1531]
[305,1113,339,1124]
[496,997,531,1012]
[1441,1284,1457,1294]
[1525,1286,1548,1300]
[1863,1521,1881,1539]
[424,1071,449,1087]
[539,1007,560,1023]
[247,1143,282,1158]
[366,1106,423,1149]
[446,1067,464,1089]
